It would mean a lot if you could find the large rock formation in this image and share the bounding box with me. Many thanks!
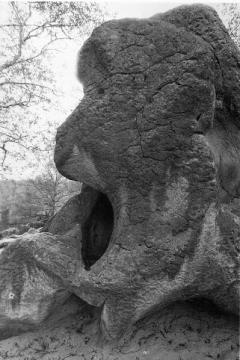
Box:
[54,4,240,339]
[0,4,239,344]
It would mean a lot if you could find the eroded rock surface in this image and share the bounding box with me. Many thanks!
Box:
[0,4,239,345]
[0,297,238,360]
[0,228,81,340]
[54,4,240,339]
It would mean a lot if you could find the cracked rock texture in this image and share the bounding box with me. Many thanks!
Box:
[54,4,240,339]
[0,3,239,351]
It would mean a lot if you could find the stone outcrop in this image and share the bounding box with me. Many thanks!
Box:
[53,4,240,339]
[0,4,239,343]
[0,227,81,340]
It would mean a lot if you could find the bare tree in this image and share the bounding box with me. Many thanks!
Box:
[0,1,106,170]
[28,159,81,218]
[217,3,240,48]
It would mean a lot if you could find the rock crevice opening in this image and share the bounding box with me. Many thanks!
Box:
[81,193,114,270]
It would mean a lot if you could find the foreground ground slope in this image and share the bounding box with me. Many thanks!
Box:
[0,296,238,360]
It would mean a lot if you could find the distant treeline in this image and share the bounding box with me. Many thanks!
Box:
[0,176,81,231]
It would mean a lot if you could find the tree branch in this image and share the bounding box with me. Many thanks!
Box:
[0,3,24,71]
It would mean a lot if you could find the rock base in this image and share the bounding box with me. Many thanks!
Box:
[0,296,238,360]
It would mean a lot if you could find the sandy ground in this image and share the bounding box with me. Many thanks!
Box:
[0,295,239,360]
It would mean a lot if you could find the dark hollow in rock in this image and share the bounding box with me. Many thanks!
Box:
[1,4,240,343]
[81,193,114,270]
[53,4,240,339]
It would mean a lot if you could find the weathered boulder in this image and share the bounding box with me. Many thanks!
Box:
[0,4,239,344]
[53,4,240,339]
[0,227,81,340]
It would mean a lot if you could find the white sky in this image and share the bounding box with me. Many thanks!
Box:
[106,1,215,18]
[0,0,227,23]
[0,0,231,179]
